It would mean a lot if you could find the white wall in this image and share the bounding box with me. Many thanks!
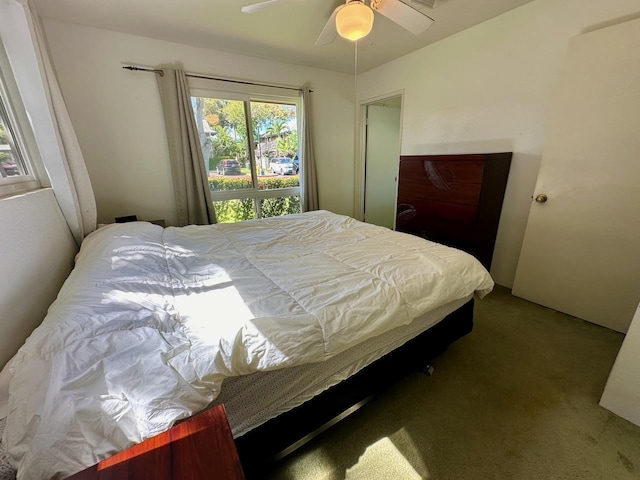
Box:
[41,19,356,226]
[357,0,640,287]
[601,302,640,426]
[0,189,77,369]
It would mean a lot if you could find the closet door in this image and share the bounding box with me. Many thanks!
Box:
[512,18,640,333]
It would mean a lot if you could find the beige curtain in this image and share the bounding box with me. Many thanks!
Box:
[156,68,216,226]
[18,0,97,245]
[301,83,319,211]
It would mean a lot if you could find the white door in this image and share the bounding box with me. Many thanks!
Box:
[364,103,401,229]
[512,18,640,333]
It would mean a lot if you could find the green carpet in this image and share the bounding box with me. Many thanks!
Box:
[264,286,640,479]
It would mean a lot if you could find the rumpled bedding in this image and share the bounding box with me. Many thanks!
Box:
[4,210,493,479]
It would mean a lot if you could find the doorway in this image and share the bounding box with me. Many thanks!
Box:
[362,95,402,229]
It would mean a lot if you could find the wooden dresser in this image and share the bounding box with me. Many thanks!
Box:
[396,153,512,270]
[65,405,244,480]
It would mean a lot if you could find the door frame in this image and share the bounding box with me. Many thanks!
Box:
[354,90,404,222]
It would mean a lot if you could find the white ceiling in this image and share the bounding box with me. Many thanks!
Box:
[34,0,534,74]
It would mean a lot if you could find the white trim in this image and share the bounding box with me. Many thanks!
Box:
[354,90,405,222]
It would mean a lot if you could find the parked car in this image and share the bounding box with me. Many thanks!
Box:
[216,159,241,176]
[292,154,299,173]
[270,157,295,175]
[0,160,20,177]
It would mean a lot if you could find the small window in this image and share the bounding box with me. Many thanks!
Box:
[0,38,41,196]
[0,98,28,179]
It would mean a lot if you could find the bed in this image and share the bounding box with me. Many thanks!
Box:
[0,210,493,479]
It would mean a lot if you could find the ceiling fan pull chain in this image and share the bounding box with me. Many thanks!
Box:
[354,38,359,90]
[354,39,358,112]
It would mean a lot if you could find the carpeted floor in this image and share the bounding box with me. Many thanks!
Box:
[264,286,640,479]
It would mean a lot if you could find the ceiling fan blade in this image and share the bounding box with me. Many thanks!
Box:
[241,0,295,14]
[315,5,343,46]
[374,0,434,35]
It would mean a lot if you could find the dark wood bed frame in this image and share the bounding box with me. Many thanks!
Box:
[235,298,475,477]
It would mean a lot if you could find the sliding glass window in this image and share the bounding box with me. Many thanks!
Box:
[191,87,301,223]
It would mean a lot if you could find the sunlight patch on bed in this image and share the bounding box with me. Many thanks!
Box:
[174,285,255,343]
[345,436,427,479]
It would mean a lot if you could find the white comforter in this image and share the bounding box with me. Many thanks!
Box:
[5,211,493,479]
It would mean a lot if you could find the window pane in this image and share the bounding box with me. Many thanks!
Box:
[251,101,298,188]
[193,95,302,224]
[260,196,301,219]
[213,198,256,223]
[191,97,253,192]
[0,104,26,178]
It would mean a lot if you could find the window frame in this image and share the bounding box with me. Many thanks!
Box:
[190,86,303,221]
[0,37,43,197]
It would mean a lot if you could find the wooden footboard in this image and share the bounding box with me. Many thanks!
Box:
[236,299,475,476]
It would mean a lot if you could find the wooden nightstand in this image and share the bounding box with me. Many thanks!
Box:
[66,405,244,480]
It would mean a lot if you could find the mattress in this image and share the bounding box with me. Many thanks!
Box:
[214,296,470,438]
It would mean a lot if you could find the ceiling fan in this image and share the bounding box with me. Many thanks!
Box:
[241,0,435,46]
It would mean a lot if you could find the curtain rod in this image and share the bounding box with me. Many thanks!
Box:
[122,65,308,92]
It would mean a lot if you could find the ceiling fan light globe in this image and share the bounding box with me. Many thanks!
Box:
[336,2,374,41]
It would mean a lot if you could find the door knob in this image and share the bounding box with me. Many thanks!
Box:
[535,194,548,203]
